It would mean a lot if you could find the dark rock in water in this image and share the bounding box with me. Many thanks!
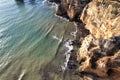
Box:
[15,0,25,6]
[68,61,78,69]
[29,0,35,4]
[48,0,61,3]
[54,0,91,21]
[15,0,24,2]
[55,4,67,16]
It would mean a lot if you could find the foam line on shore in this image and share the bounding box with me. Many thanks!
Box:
[61,39,73,72]
[18,70,26,80]
[55,14,70,22]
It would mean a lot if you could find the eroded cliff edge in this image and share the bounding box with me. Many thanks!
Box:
[48,0,120,80]
[77,0,120,79]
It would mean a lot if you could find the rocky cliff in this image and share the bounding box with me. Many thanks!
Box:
[77,0,120,80]
[48,0,120,80]
[48,0,91,21]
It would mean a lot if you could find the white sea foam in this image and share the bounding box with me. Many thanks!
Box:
[52,35,59,40]
[55,14,70,22]
[18,70,26,80]
[70,22,77,37]
[44,0,57,8]
[52,35,63,43]
[61,22,78,71]
[42,0,47,5]
[61,39,73,72]
[59,36,63,43]
[0,61,8,68]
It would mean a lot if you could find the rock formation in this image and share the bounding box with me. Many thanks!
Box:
[15,0,24,2]
[48,0,61,3]
[77,0,120,80]
[49,0,91,20]
[48,0,120,80]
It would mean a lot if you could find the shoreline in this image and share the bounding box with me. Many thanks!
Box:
[45,0,120,80]
[46,0,89,74]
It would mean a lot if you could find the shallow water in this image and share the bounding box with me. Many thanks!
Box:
[0,0,77,80]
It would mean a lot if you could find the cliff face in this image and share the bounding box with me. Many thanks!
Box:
[77,0,120,80]
[48,0,120,80]
[81,0,120,39]
[54,0,91,20]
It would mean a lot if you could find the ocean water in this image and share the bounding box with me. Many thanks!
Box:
[0,0,77,80]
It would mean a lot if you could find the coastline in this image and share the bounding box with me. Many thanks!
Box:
[46,0,89,75]
[46,0,120,80]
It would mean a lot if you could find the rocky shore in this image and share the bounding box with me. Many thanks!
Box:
[48,0,120,80]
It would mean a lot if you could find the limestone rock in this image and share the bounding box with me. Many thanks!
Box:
[77,34,120,79]
[55,0,91,20]
[80,0,120,39]
[48,0,120,80]
[77,1,120,79]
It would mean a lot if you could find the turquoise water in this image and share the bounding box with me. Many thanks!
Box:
[0,0,76,80]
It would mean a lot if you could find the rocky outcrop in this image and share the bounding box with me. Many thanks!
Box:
[76,0,120,80]
[80,0,120,39]
[48,0,61,3]
[53,0,91,20]
[48,0,120,80]
[77,35,120,79]
[15,0,24,2]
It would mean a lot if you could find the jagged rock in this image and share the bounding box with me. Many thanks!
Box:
[67,7,81,20]
[77,1,120,79]
[77,34,120,79]
[48,0,61,3]
[80,0,120,39]
[15,0,24,2]
[55,0,91,20]
[55,4,67,15]
[48,0,120,80]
